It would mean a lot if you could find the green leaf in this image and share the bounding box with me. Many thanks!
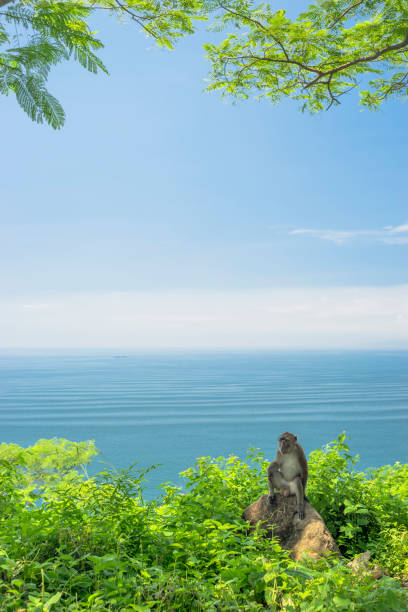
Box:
[44,592,62,610]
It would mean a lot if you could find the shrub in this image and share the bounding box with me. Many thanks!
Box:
[307,433,408,577]
[0,435,405,610]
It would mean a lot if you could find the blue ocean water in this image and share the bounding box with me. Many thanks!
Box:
[0,351,407,496]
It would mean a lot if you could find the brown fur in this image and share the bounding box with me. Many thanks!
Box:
[267,432,308,520]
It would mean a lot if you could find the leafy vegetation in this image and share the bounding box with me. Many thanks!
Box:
[2,0,408,127]
[0,0,203,127]
[205,0,408,111]
[0,434,406,610]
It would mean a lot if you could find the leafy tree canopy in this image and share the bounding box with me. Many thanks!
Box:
[205,0,408,112]
[0,0,203,128]
[1,0,407,127]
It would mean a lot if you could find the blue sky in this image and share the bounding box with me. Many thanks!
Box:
[1,11,407,348]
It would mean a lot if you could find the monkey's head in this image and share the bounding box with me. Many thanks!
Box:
[278,432,297,454]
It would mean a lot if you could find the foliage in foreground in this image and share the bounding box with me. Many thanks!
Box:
[0,434,406,610]
[0,0,202,128]
[205,0,408,112]
[2,0,408,127]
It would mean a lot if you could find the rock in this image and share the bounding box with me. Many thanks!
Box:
[371,565,386,580]
[242,493,341,561]
[348,550,371,573]
[348,551,386,579]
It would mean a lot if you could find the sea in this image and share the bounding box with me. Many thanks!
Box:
[0,350,407,496]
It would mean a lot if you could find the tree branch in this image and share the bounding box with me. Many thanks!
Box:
[216,0,268,31]
[326,74,340,108]
[329,0,364,29]
[216,0,291,61]
[112,0,156,38]
[305,30,408,88]
[249,53,323,75]
[380,72,408,99]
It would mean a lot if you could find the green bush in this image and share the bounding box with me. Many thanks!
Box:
[0,435,406,610]
[307,433,408,575]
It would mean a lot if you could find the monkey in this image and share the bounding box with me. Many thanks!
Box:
[267,432,308,520]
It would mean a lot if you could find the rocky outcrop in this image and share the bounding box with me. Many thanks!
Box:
[348,551,386,579]
[242,493,341,562]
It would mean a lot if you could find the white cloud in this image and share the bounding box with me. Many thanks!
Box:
[0,287,407,349]
[21,303,53,311]
[381,236,408,245]
[390,224,408,234]
[290,224,408,245]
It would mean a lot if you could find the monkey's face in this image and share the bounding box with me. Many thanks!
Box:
[278,432,297,454]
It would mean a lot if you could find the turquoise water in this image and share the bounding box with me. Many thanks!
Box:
[0,351,407,495]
